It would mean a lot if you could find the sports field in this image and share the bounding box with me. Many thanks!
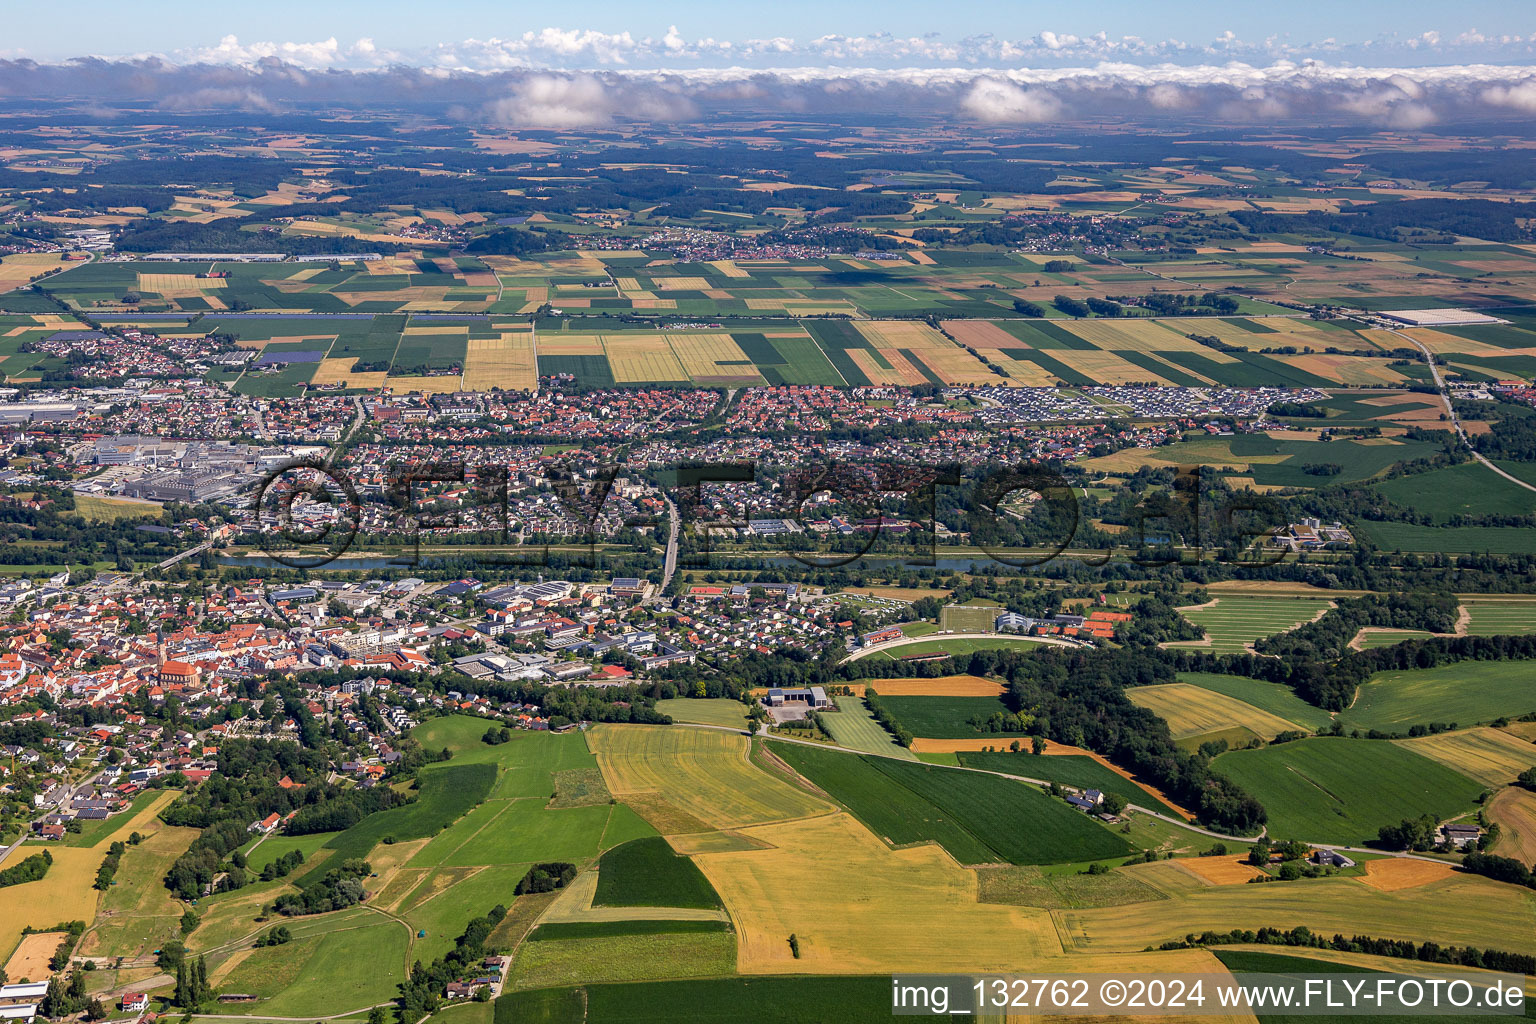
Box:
[589,725,834,831]
[654,698,753,730]
[1212,738,1485,845]
[938,603,1004,631]
[1165,595,1332,654]
[1338,661,1536,733]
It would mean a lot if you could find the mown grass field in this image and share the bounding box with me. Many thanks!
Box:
[1175,672,1336,732]
[1167,595,1332,654]
[774,742,1129,865]
[1338,661,1536,733]
[213,914,408,1016]
[654,698,752,730]
[1393,726,1536,787]
[1126,682,1306,744]
[955,751,1181,817]
[1212,738,1486,845]
[816,698,917,759]
[311,761,497,871]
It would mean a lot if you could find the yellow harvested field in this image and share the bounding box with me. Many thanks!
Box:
[909,737,1025,753]
[706,260,750,278]
[1053,348,1174,385]
[1058,319,1204,353]
[864,675,1005,696]
[1488,787,1536,866]
[1394,727,1536,787]
[854,319,999,385]
[136,273,226,296]
[649,276,711,290]
[1287,353,1407,385]
[404,324,468,335]
[312,357,388,390]
[940,320,1023,349]
[1358,858,1455,892]
[3,931,64,983]
[665,830,775,855]
[589,725,833,830]
[694,811,1060,973]
[601,335,688,383]
[1056,873,1536,955]
[1126,683,1301,740]
[462,334,537,392]
[0,253,71,291]
[1173,856,1268,886]
[384,374,464,395]
[537,336,604,356]
[0,846,104,967]
[663,333,764,382]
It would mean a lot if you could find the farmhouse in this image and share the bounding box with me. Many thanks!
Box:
[1311,849,1355,868]
[1440,823,1482,849]
[120,994,150,1013]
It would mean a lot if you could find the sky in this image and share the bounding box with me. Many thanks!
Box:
[2,0,1534,68]
[1,2,1535,130]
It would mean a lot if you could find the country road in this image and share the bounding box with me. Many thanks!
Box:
[1394,325,1536,495]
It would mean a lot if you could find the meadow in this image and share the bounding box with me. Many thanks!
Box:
[1338,661,1536,733]
[1211,738,1486,845]
[654,698,752,730]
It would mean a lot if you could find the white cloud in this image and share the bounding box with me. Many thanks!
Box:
[959,78,1063,122]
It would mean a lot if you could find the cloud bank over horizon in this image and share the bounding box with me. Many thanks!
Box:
[3,28,1536,132]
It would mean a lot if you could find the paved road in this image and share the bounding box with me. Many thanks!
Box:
[1394,325,1536,495]
[647,493,680,603]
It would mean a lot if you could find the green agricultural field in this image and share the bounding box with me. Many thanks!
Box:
[1357,522,1536,555]
[1338,661,1536,733]
[242,831,337,873]
[1461,599,1536,636]
[875,695,1028,738]
[955,751,1181,817]
[593,837,722,910]
[817,698,917,759]
[1169,596,1332,654]
[1175,672,1336,732]
[1373,462,1536,521]
[1212,738,1486,845]
[774,742,1129,865]
[496,976,898,1024]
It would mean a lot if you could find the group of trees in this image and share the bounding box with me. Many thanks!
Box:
[272,859,370,916]
[1162,924,1536,976]
[0,850,51,887]
[514,862,577,895]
